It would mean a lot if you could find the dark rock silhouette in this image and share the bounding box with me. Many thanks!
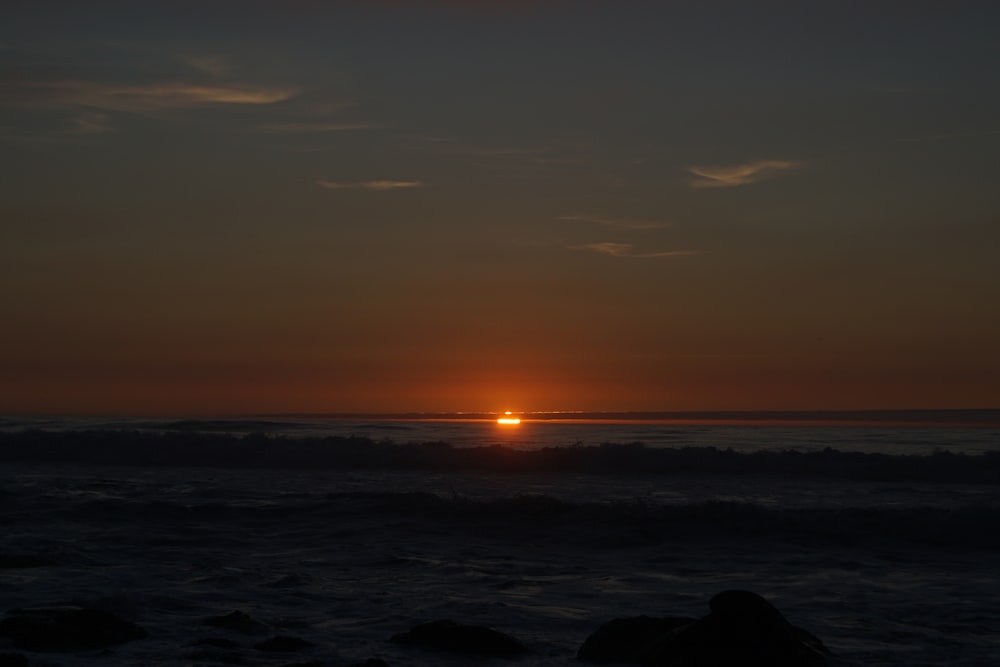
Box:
[203,610,269,635]
[577,616,697,663]
[0,607,145,651]
[391,619,525,657]
[0,653,28,667]
[185,647,244,664]
[578,590,831,666]
[193,637,239,649]
[0,555,54,569]
[253,636,315,652]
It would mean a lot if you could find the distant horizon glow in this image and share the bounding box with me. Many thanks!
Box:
[497,410,522,425]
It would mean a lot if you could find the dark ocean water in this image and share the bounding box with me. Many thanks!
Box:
[2,415,999,665]
[4,411,1000,454]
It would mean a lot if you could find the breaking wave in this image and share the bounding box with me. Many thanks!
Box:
[9,482,1000,549]
[2,429,1000,483]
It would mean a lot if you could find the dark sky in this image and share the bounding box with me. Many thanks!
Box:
[3,1,999,415]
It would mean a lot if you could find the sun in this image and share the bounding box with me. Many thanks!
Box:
[497,411,521,425]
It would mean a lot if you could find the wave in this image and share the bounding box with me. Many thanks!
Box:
[2,429,1000,484]
[341,491,1000,548]
[18,486,1000,549]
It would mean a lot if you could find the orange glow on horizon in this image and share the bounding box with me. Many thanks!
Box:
[497,410,521,425]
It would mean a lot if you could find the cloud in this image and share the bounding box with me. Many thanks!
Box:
[316,180,426,191]
[450,146,545,158]
[369,0,559,11]
[254,121,387,133]
[573,242,698,258]
[909,128,1000,142]
[71,111,112,135]
[557,214,670,230]
[176,54,233,78]
[10,81,297,111]
[687,160,804,189]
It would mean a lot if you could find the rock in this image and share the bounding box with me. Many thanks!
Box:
[391,619,526,657]
[0,555,55,569]
[253,636,315,652]
[186,648,245,664]
[577,591,831,666]
[577,616,696,663]
[0,653,29,667]
[0,607,145,651]
[193,637,240,649]
[639,590,831,666]
[203,610,269,635]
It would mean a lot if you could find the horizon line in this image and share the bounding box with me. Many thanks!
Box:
[255,408,1000,426]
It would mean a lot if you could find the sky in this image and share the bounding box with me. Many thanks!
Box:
[2,0,999,416]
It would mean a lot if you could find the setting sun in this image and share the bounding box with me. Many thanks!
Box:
[497,411,521,425]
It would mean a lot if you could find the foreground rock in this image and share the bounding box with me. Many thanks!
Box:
[578,590,831,666]
[577,616,697,664]
[0,555,55,569]
[391,619,525,657]
[203,610,269,635]
[0,607,145,651]
[0,654,28,667]
[254,636,315,652]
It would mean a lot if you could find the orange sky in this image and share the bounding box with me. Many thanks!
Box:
[2,2,999,416]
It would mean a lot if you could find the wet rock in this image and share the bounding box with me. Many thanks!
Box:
[391,619,525,657]
[185,648,245,664]
[0,607,145,651]
[0,653,29,667]
[0,555,54,569]
[578,590,831,666]
[577,616,696,663]
[254,636,315,652]
[203,610,269,635]
[193,637,240,649]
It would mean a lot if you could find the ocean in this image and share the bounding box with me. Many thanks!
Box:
[2,413,999,666]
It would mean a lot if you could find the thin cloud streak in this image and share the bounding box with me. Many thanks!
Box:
[9,81,297,111]
[449,146,545,158]
[688,160,805,188]
[71,111,112,135]
[176,54,234,78]
[254,121,387,134]
[558,214,671,230]
[573,242,698,259]
[316,180,426,191]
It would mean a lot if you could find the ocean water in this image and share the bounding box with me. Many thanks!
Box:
[2,416,999,666]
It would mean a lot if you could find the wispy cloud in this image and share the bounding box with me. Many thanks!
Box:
[254,121,387,134]
[687,159,804,189]
[558,214,670,230]
[435,142,587,166]
[9,81,297,111]
[908,128,1000,142]
[71,111,112,135]
[573,242,698,259]
[316,180,426,191]
[450,146,545,159]
[409,135,460,143]
[176,54,233,78]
